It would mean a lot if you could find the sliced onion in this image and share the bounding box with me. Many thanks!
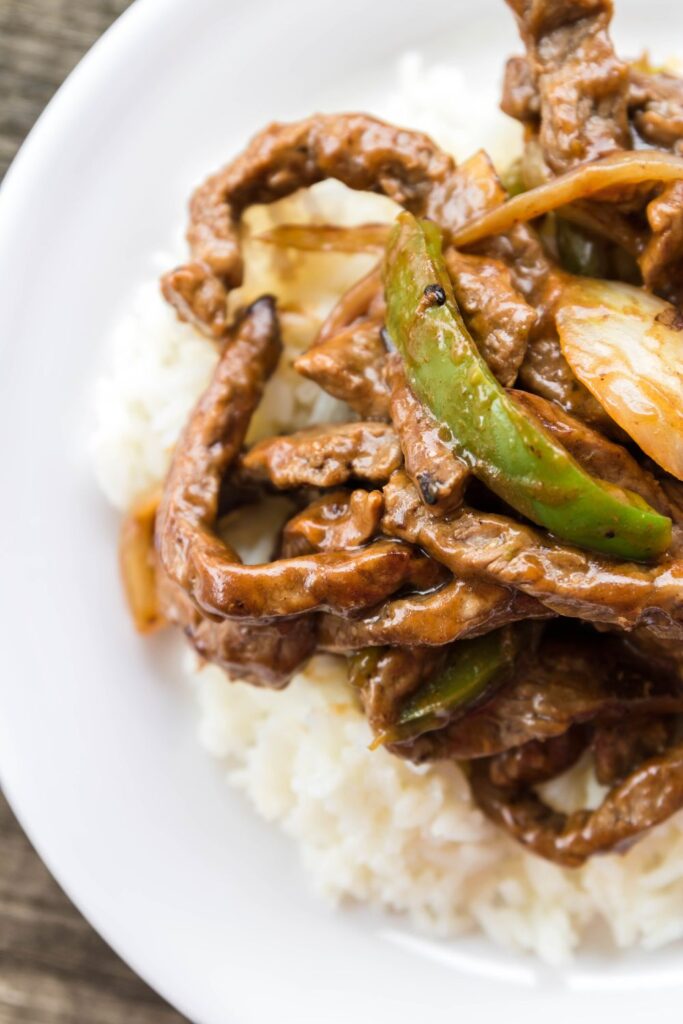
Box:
[556,278,683,480]
[119,487,165,633]
[453,151,683,248]
[256,223,390,253]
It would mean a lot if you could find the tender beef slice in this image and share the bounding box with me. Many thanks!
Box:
[640,179,683,294]
[629,70,683,149]
[280,490,383,556]
[505,0,630,173]
[240,422,402,489]
[510,390,671,513]
[470,741,683,867]
[158,572,315,687]
[162,114,460,334]
[445,250,537,386]
[294,319,391,420]
[381,472,683,638]
[397,632,683,763]
[621,628,683,683]
[488,728,588,788]
[318,578,548,650]
[160,261,231,339]
[592,715,676,786]
[156,299,439,622]
[473,224,562,335]
[347,646,443,734]
[501,54,540,122]
[386,355,470,514]
[517,332,622,436]
[426,150,507,233]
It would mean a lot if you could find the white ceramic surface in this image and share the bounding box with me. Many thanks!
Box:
[1,1,682,1021]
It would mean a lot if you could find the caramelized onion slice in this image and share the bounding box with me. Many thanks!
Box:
[556,278,683,480]
[257,223,390,254]
[119,487,165,633]
[453,151,683,248]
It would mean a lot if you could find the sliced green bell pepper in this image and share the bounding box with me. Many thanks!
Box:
[378,625,528,746]
[383,212,671,560]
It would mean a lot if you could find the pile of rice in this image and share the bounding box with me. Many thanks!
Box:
[91,56,683,964]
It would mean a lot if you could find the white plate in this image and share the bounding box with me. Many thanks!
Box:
[1,1,683,1021]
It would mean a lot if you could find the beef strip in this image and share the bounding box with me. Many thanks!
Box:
[162,114,460,335]
[629,70,683,150]
[510,390,671,513]
[502,13,683,294]
[445,249,537,386]
[629,72,683,295]
[318,578,549,650]
[158,572,315,687]
[517,332,624,437]
[508,64,683,152]
[428,149,507,231]
[396,632,683,763]
[592,715,676,786]
[386,355,470,514]
[280,489,384,555]
[501,54,540,123]
[487,728,588,787]
[160,261,231,340]
[640,174,683,294]
[470,740,683,867]
[294,319,391,420]
[381,472,683,638]
[240,421,401,489]
[621,628,683,683]
[156,298,440,622]
[504,0,630,174]
[347,646,444,734]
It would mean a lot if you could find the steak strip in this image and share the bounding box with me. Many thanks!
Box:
[592,715,676,786]
[158,572,315,688]
[162,114,460,336]
[445,249,536,387]
[386,355,470,514]
[241,421,402,489]
[487,728,588,788]
[395,633,683,762]
[470,741,683,867]
[294,320,391,420]
[318,579,548,650]
[156,298,439,622]
[280,490,384,555]
[503,0,630,174]
[382,472,683,638]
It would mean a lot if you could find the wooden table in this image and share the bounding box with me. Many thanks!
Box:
[0,3,188,1021]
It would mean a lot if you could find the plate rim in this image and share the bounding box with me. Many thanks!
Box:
[0,3,210,1018]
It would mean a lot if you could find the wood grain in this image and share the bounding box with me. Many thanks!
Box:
[0,2,188,1020]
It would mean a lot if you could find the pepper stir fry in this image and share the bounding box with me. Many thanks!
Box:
[121,0,683,867]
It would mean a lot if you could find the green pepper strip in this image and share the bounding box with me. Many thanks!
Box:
[383,212,672,561]
[370,625,527,748]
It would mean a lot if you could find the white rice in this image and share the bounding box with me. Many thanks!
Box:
[91,57,683,964]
